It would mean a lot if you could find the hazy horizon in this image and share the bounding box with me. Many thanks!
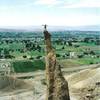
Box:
[0,25,100,32]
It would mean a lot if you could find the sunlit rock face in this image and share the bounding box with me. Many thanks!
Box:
[43,28,70,100]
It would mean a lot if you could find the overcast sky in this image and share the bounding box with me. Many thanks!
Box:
[0,0,100,26]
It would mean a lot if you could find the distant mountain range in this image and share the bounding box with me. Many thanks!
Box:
[0,25,100,32]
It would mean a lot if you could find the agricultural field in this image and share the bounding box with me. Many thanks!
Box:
[0,31,100,71]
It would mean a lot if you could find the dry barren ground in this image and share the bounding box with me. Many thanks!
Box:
[0,64,100,100]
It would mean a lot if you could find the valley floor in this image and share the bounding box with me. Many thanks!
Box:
[0,63,100,100]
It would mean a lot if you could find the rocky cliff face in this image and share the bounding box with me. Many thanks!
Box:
[44,30,70,100]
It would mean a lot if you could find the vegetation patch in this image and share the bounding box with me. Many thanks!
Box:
[12,60,45,73]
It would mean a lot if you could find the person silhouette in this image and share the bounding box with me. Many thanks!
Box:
[42,24,48,31]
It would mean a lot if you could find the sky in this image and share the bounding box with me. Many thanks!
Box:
[0,0,100,26]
